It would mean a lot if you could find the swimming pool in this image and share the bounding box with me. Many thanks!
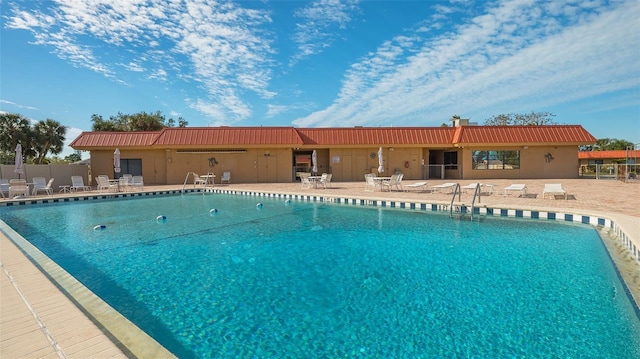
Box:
[1,193,639,358]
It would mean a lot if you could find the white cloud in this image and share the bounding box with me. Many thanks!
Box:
[0,99,38,110]
[4,0,276,124]
[290,0,360,65]
[294,0,640,127]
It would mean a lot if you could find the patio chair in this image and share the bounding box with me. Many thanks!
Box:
[96,175,118,193]
[431,182,457,194]
[33,177,55,196]
[118,176,131,192]
[461,183,481,194]
[364,173,377,192]
[300,173,312,189]
[382,173,403,191]
[503,184,527,197]
[404,181,428,192]
[9,179,30,198]
[319,173,332,188]
[543,183,567,200]
[131,176,144,191]
[193,173,207,186]
[220,171,231,184]
[70,176,91,192]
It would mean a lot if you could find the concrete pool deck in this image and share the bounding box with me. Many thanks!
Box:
[1,178,638,358]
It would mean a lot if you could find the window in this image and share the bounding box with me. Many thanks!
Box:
[444,151,458,170]
[472,150,520,170]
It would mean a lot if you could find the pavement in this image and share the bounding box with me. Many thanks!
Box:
[1,178,638,358]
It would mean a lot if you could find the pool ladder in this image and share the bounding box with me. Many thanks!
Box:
[449,183,481,220]
[181,172,214,194]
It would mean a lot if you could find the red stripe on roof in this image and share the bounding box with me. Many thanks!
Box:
[296,127,455,146]
[154,127,305,146]
[455,125,596,145]
[69,131,159,147]
[578,150,640,159]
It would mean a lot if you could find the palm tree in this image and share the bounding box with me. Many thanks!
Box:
[33,119,67,164]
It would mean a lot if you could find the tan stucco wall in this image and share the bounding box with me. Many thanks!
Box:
[89,145,581,185]
[460,146,580,179]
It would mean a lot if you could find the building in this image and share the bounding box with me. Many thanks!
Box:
[578,150,640,166]
[70,123,596,185]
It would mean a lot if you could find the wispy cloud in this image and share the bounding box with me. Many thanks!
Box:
[294,0,640,127]
[4,0,276,123]
[290,0,360,65]
[0,99,38,110]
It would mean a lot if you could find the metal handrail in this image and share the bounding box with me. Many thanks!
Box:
[449,183,461,218]
[469,184,481,221]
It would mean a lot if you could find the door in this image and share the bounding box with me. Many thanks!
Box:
[257,156,278,183]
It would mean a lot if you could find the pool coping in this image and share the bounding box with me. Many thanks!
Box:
[1,187,638,357]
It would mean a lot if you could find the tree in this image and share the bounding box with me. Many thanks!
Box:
[0,112,34,164]
[64,152,82,163]
[91,111,189,131]
[484,111,558,126]
[33,119,67,164]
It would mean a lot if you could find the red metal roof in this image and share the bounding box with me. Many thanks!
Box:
[154,127,305,146]
[455,125,596,145]
[69,131,159,148]
[296,127,455,146]
[578,150,640,159]
[70,125,597,149]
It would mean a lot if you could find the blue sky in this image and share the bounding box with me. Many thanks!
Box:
[1,0,639,157]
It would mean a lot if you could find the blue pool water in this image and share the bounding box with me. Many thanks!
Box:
[1,193,639,358]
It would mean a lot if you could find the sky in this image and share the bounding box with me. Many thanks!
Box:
[1,0,639,158]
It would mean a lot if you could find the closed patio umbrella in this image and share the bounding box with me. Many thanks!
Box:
[114,148,121,175]
[311,150,318,174]
[14,143,24,179]
[377,147,384,174]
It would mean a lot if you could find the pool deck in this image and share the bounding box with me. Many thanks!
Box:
[1,178,638,358]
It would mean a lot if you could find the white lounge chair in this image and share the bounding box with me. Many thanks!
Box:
[300,173,312,189]
[431,182,457,194]
[404,181,428,192]
[9,179,30,198]
[70,176,91,192]
[33,177,55,196]
[461,183,481,194]
[220,171,231,184]
[0,179,8,198]
[503,184,527,197]
[382,173,403,191]
[543,183,567,200]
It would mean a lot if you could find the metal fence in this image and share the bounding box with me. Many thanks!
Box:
[579,163,639,182]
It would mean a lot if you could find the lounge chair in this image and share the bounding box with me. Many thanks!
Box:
[96,175,118,192]
[70,176,91,192]
[503,184,527,197]
[9,179,30,198]
[404,181,428,192]
[0,179,8,198]
[461,183,481,194]
[382,173,403,191]
[32,177,55,196]
[543,183,567,200]
[431,182,457,194]
[131,176,144,191]
[364,173,377,192]
[220,171,231,184]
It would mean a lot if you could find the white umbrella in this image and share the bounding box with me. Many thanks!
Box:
[377,147,384,174]
[114,148,121,174]
[14,143,24,179]
[311,150,318,174]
